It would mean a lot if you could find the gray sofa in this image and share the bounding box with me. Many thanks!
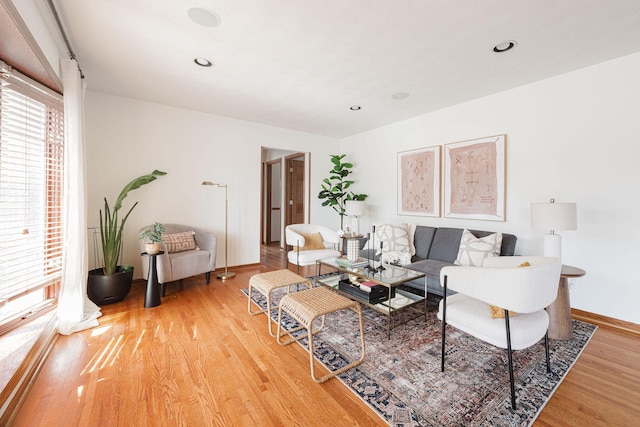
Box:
[361,226,517,297]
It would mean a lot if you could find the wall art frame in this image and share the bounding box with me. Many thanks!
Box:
[443,134,506,221]
[397,145,441,217]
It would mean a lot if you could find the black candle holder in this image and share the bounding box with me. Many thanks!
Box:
[376,241,386,272]
[364,226,377,273]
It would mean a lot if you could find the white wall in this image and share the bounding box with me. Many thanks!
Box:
[85,92,339,278]
[341,52,640,324]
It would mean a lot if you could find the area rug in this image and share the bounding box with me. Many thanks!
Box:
[243,277,596,426]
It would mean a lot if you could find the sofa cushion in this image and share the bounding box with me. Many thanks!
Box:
[162,231,198,253]
[427,228,465,262]
[168,249,210,280]
[454,229,502,266]
[413,225,437,259]
[403,258,455,294]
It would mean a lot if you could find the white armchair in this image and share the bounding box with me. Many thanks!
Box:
[438,256,562,409]
[139,224,217,296]
[285,224,341,274]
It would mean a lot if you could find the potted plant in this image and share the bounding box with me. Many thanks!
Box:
[318,154,367,229]
[88,169,167,305]
[139,222,165,255]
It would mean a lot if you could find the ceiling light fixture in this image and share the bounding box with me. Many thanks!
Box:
[187,7,221,27]
[350,105,361,111]
[493,40,517,53]
[194,58,213,67]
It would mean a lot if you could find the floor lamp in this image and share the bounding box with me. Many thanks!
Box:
[202,181,236,280]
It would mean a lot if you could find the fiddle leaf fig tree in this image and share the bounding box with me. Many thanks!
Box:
[318,154,367,229]
[100,169,167,275]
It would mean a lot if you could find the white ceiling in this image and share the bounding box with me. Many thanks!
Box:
[54,0,640,138]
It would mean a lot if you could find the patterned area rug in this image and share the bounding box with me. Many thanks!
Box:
[244,276,596,426]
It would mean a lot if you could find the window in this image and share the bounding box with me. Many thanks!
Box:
[0,63,64,333]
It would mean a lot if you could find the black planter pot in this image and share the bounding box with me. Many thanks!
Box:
[87,266,134,305]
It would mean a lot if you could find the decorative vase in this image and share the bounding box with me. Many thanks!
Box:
[145,242,162,255]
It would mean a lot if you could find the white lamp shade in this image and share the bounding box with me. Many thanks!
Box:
[345,200,366,217]
[531,201,577,232]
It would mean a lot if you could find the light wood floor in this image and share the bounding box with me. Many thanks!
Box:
[11,245,640,426]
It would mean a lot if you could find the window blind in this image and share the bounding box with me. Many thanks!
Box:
[0,64,64,305]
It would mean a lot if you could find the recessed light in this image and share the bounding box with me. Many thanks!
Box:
[493,40,517,53]
[187,7,221,27]
[194,58,213,67]
[350,105,361,111]
[392,92,410,100]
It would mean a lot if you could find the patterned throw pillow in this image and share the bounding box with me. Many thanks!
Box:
[292,232,326,251]
[489,261,530,319]
[381,250,412,266]
[162,231,198,253]
[375,224,411,255]
[454,229,502,266]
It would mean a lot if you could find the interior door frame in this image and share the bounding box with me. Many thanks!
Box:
[260,149,310,250]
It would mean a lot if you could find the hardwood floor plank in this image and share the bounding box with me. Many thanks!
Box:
[9,245,640,426]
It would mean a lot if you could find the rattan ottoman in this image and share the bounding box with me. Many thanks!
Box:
[248,269,312,336]
[276,286,365,383]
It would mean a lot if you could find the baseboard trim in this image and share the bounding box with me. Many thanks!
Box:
[0,314,58,425]
[572,308,640,337]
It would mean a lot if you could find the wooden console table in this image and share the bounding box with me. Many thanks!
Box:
[547,264,586,340]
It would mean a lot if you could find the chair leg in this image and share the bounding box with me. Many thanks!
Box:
[505,310,516,410]
[161,283,166,297]
[544,331,551,373]
[441,276,448,372]
[205,271,211,285]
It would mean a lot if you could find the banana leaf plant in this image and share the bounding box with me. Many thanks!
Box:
[318,154,367,230]
[100,169,167,275]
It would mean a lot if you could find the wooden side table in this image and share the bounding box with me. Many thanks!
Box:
[547,264,586,340]
[142,251,164,308]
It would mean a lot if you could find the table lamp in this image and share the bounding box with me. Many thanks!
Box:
[345,200,366,234]
[531,198,577,261]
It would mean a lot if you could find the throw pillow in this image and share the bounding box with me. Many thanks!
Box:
[404,222,417,256]
[375,223,411,255]
[162,231,198,253]
[489,261,530,319]
[454,229,503,267]
[292,232,325,251]
[381,250,412,266]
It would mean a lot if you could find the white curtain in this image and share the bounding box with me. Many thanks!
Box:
[57,59,101,335]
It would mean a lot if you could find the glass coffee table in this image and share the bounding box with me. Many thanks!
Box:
[316,259,427,338]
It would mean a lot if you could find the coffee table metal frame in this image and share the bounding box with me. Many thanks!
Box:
[316,259,427,338]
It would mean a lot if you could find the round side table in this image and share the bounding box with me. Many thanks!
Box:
[142,251,164,308]
[547,264,586,340]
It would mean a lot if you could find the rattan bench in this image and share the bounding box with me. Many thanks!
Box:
[247,269,312,336]
[276,286,365,383]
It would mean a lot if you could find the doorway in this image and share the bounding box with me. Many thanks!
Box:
[261,149,309,250]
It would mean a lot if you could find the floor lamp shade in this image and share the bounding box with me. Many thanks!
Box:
[202,181,235,280]
[345,200,366,233]
[531,199,577,260]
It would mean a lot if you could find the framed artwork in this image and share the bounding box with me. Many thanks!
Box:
[397,145,441,217]
[443,134,506,221]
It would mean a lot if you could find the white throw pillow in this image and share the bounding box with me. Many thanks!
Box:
[375,223,411,255]
[404,223,417,256]
[381,250,412,266]
[454,229,503,266]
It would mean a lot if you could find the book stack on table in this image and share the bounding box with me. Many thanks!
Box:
[334,256,369,269]
[338,278,390,304]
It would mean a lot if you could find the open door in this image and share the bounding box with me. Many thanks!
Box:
[285,154,305,228]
